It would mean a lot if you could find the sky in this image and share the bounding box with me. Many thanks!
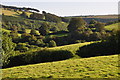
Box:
[1,0,119,17]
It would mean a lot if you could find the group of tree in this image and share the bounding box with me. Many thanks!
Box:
[7,23,57,52]
[29,12,44,20]
[2,5,40,12]
[43,11,62,23]
[66,18,112,42]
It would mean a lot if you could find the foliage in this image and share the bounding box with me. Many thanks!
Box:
[20,12,28,18]
[44,13,61,23]
[76,41,117,58]
[67,18,87,32]
[95,22,105,32]
[2,32,16,67]
[39,22,50,36]
[30,12,44,20]
[30,29,39,36]
[35,39,45,47]
[15,43,29,52]
[4,49,73,68]
[89,19,97,24]
[21,33,31,42]
[49,40,57,47]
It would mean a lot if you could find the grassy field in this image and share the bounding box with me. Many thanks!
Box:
[105,23,119,30]
[2,54,119,78]
[2,9,32,17]
[2,9,18,16]
[48,41,95,54]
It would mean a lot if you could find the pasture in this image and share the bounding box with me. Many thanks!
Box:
[2,55,119,78]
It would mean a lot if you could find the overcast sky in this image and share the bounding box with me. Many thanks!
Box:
[1,0,119,16]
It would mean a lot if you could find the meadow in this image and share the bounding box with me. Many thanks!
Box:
[105,23,119,30]
[2,55,119,78]
[1,5,119,79]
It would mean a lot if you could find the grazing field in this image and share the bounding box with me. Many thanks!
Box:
[2,55,119,78]
[2,9,18,16]
[48,41,96,54]
[2,9,32,17]
[105,23,119,30]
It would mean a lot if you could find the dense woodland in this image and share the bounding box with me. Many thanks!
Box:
[1,5,119,69]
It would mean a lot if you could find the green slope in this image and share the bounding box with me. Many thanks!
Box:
[105,23,119,30]
[2,55,119,78]
[48,41,96,54]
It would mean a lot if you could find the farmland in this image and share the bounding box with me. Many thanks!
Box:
[2,55,119,78]
[1,4,119,79]
[105,23,119,30]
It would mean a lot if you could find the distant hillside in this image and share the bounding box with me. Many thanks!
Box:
[2,55,119,78]
[105,22,119,30]
[2,5,68,31]
[70,15,118,19]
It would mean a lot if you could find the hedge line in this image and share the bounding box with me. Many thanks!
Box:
[3,49,73,68]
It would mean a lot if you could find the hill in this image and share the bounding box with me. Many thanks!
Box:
[105,23,119,30]
[2,54,119,78]
[48,41,95,54]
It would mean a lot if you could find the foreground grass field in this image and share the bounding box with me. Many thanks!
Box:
[2,55,119,78]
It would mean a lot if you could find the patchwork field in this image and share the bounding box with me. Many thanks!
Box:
[2,55,119,78]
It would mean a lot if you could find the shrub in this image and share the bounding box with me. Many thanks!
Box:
[49,40,57,47]
[30,29,39,36]
[76,41,117,58]
[4,49,73,68]
[15,43,29,52]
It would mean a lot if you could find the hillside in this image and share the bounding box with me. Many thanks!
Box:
[2,55,119,78]
[1,4,119,79]
[48,41,96,54]
[105,23,119,30]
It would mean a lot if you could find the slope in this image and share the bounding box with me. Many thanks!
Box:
[2,55,119,78]
[105,23,119,30]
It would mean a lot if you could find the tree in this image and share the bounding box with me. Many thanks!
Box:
[30,29,39,36]
[21,12,28,18]
[21,28,26,33]
[95,22,105,32]
[67,18,86,32]
[44,13,61,23]
[21,33,31,42]
[15,43,29,52]
[39,22,50,36]
[2,32,16,54]
[89,32,102,41]
[10,31,19,43]
[2,32,16,67]
[35,39,45,47]
[30,12,44,20]
[50,27,58,32]
[49,40,57,47]
[11,25,18,32]
[89,19,97,24]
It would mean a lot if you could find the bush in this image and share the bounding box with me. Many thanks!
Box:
[49,40,57,47]
[4,49,73,68]
[76,41,117,58]
[15,43,29,52]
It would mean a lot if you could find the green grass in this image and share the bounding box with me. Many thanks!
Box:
[48,41,96,54]
[2,28,11,33]
[105,23,119,30]
[2,8,32,17]
[2,54,119,78]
